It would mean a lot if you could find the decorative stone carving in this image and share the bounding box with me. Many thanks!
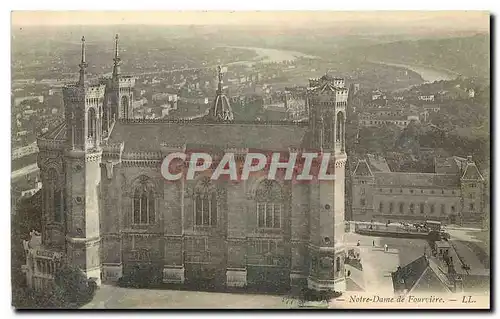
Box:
[163,266,185,284]
[226,268,247,288]
[320,256,334,269]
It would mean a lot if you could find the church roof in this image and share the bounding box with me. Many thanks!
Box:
[392,255,453,294]
[108,120,309,152]
[353,160,373,176]
[40,121,66,140]
[461,162,485,181]
[373,172,459,188]
[435,156,468,174]
[366,154,391,172]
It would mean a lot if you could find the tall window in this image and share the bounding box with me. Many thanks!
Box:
[389,202,394,213]
[132,177,155,225]
[409,203,414,214]
[379,202,383,213]
[121,95,129,119]
[430,204,435,214]
[47,168,63,223]
[470,203,475,211]
[420,203,425,214]
[399,202,404,213]
[451,206,456,214]
[256,180,283,229]
[110,96,118,122]
[336,257,341,274]
[360,198,366,207]
[323,113,334,147]
[441,204,446,215]
[87,107,96,140]
[194,177,218,226]
[336,111,345,150]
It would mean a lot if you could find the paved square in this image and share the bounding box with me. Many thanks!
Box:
[83,285,294,309]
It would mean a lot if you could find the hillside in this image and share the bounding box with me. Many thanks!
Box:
[346,34,490,79]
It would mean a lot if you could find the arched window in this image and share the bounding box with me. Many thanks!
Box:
[336,111,345,142]
[47,168,63,223]
[256,180,283,228]
[194,177,218,226]
[110,96,118,122]
[323,113,334,147]
[121,95,129,119]
[102,103,109,135]
[87,107,97,140]
[132,177,155,225]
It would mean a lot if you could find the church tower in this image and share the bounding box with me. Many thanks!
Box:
[208,66,234,121]
[62,36,104,284]
[460,155,485,223]
[306,75,348,292]
[105,34,135,124]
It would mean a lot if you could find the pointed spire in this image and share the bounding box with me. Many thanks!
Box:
[216,65,223,94]
[78,36,88,86]
[209,65,233,121]
[113,34,121,80]
[114,34,119,59]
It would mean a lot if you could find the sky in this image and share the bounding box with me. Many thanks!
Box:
[11,11,490,31]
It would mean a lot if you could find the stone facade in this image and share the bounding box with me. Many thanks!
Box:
[35,36,349,293]
[351,155,486,224]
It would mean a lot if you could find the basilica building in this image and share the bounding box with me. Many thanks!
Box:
[34,35,349,292]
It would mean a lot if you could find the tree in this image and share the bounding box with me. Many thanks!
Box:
[52,264,98,308]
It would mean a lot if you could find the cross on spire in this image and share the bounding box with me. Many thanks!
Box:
[113,34,121,80]
[114,34,119,59]
[78,36,88,86]
[217,65,223,94]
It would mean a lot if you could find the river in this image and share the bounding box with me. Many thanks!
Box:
[368,60,459,83]
[225,46,455,84]
[221,46,319,67]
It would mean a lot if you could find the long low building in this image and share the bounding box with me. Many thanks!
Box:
[351,155,486,225]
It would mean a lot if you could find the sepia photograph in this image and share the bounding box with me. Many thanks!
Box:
[9,10,490,309]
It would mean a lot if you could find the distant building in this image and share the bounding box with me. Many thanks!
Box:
[371,90,386,101]
[14,95,44,107]
[22,230,63,292]
[12,143,39,159]
[468,89,475,98]
[423,105,440,113]
[284,87,308,121]
[418,95,435,102]
[391,255,462,295]
[21,182,42,198]
[351,155,486,224]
